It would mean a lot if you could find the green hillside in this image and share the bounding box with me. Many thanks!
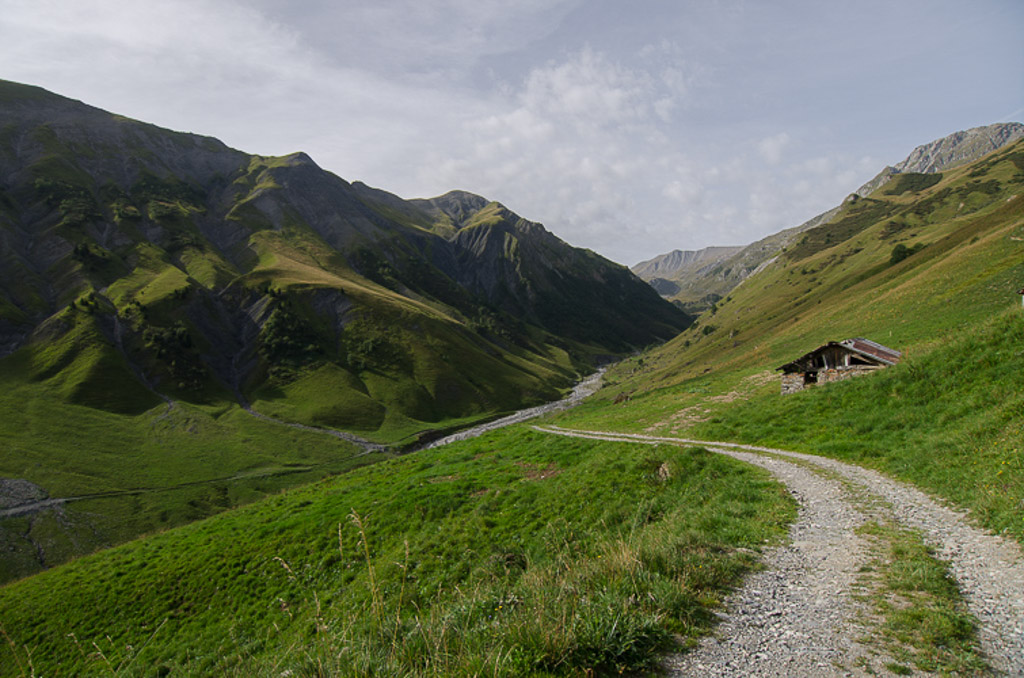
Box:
[0,427,793,676]
[583,139,1024,396]
[0,80,688,580]
[2,86,1022,676]
[632,122,1024,315]
[0,79,687,448]
[558,139,1024,542]
[0,362,386,583]
[4,306,1019,674]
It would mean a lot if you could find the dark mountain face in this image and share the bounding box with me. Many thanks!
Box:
[0,80,689,436]
[453,208,689,350]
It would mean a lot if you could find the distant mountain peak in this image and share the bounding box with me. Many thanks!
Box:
[632,246,744,280]
[279,151,317,166]
[893,122,1024,174]
[411,190,492,230]
[855,122,1024,196]
[635,121,1024,313]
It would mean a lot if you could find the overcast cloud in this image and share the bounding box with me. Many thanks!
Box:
[2,0,1022,265]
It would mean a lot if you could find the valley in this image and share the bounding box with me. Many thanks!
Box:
[0,79,688,581]
[0,80,1022,677]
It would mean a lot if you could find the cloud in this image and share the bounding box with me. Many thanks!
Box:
[418,46,706,261]
[757,132,791,164]
[4,0,1004,267]
[0,0,499,174]
[3,0,311,81]
[251,0,581,75]
[0,1,877,265]
[1,0,328,138]
[521,48,657,126]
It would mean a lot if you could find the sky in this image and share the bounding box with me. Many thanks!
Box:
[2,0,1022,266]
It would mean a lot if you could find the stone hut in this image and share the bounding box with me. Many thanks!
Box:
[778,338,901,394]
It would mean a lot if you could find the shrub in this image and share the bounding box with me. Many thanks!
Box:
[889,242,926,266]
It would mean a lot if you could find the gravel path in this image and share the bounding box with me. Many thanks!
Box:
[418,369,605,450]
[533,426,1024,676]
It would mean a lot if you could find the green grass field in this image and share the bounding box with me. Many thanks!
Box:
[0,367,384,583]
[690,309,1024,542]
[0,428,793,676]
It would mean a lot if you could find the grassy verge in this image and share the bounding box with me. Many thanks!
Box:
[854,521,986,675]
[557,308,1024,545]
[0,427,794,676]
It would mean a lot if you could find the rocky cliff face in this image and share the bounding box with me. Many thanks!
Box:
[854,123,1024,197]
[434,194,692,349]
[894,122,1024,174]
[631,246,742,281]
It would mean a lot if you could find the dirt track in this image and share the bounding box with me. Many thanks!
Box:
[534,425,1024,676]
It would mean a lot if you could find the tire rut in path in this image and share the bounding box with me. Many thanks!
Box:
[533,426,1024,676]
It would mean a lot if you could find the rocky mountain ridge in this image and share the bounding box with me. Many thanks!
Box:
[634,122,1024,311]
[631,246,743,281]
[854,122,1024,197]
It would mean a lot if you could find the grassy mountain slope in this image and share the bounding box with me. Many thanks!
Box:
[0,78,687,442]
[624,139,1024,390]
[0,427,793,676]
[1,129,1020,677]
[633,123,1024,313]
[692,309,1024,539]
[0,356,385,583]
[557,139,1024,542]
[443,198,691,350]
[0,79,688,581]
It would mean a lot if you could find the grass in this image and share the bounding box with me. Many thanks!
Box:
[0,427,794,676]
[883,172,944,196]
[1,87,1020,675]
[854,521,986,675]
[0,359,383,583]
[558,307,1024,545]
[614,141,1024,396]
[1,117,631,588]
[554,140,1024,545]
[689,309,1024,543]
[247,295,580,444]
[105,242,190,309]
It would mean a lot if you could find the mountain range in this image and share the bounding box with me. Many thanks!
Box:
[633,122,1024,312]
[0,79,688,440]
[0,79,689,580]
[1,78,1023,675]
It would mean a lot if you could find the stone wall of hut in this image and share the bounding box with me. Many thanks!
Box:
[781,373,805,395]
[817,365,879,384]
[780,365,881,394]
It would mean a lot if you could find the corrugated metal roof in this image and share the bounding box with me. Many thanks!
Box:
[840,337,902,365]
[777,338,901,372]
